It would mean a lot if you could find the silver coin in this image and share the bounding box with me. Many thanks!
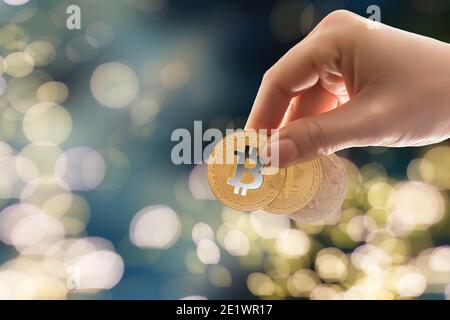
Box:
[290,154,348,223]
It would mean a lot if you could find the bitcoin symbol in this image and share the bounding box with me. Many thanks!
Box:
[279,167,301,200]
[227,145,263,196]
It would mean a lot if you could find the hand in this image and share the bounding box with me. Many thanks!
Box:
[245,10,450,167]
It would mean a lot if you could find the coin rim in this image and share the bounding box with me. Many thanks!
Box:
[289,154,348,223]
[207,131,286,212]
[263,158,322,215]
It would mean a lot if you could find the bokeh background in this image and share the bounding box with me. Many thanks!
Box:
[0,0,449,300]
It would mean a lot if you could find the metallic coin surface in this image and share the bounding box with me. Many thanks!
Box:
[263,158,322,215]
[207,131,286,212]
[290,154,348,223]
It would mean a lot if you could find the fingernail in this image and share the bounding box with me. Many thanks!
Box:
[261,138,298,168]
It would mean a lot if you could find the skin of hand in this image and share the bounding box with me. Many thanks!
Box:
[245,10,450,167]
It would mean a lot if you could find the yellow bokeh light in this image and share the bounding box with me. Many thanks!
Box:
[315,248,349,282]
[196,239,220,265]
[367,182,393,208]
[24,41,56,67]
[275,229,310,258]
[4,52,35,78]
[37,81,69,104]
[90,62,139,109]
[19,143,63,176]
[247,272,274,296]
[22,102,72,145]
[407,158,435,183]
[286,270,320,297]
[130,205,181,249]
[208,265,232,288]
[160,61,190,90]
[424,146,450,189]
[387,181,445,235]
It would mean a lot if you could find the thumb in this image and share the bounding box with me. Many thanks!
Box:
[262,94,376,167]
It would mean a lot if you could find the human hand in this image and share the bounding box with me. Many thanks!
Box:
[245,10,450,167]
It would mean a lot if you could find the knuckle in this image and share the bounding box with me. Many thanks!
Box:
[262,67,276,85]
[261,67,291,97]
[322,10,354,25]
[316,10,362,38]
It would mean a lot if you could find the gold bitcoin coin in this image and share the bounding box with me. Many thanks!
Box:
[207,131,286,212]
[263,158,321,215]
[290,154,348,223]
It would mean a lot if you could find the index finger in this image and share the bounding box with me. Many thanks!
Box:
[244,40,321,131]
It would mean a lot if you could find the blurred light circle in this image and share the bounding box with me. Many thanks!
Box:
[0,155,39,199]
[223,229,249,256]
[65,35,99,63]
[90,62,139,108]
[24,41,56,66]
[250,210,290,239]
[0,24,28,51]
[287,270,320,297]
[276,229,310,257]
[188,164,215,200]
[130,95,159,126]
[0,140,13,158]
[4,52,34,78]
[0,76,6,96]
[315,248,348,281]
[269,1,306,42]
[351,244,392,273]
[340,158,362,199]
[388,181,445,235]
[310,285,340,300]
[67,250,124,290]
[19,143,63,176]
[95,147,130,196]
[160,61,190,89]
[26,276,67,300]
[346,215,377,242]
[6,74,48,113]
[208,265,232,288]
[429,246,450,273]
[20,176,69,207]
[58,217,84,236]
[192,222,214,244]
[247,272,274,296]
[54,147,105,191]
[424,146,450,189]
[43,192,90,222]
[130,205,181,249]
[23,102,72,144]
[11,213,65,255]
[37,81,69,104]
[367,182,393,208]
[40,192,73,218]
[65,237,115,262]
[196,239,220,264]
[407,158,435,183]
[394,268,426,298]
[86,22,115,47]
[0,203,43,245]
[3,0,30,5]
[0,271,33,299]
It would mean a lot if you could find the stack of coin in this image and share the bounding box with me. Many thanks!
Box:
[207,131,348,223]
